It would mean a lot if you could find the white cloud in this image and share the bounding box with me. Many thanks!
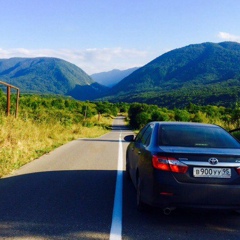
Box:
[0,47,155,74]
[218,32,240,42]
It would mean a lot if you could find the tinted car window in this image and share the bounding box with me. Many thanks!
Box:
[159,125,240,148]
[135,125,149,143]
[141,124,154,146]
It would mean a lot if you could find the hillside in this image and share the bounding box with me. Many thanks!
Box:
[104,42,240,108]
[0,57,107,100]
[1,42,240,107]
[91,67,139,87]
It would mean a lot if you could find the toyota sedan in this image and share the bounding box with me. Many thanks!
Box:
[126,122,240,214]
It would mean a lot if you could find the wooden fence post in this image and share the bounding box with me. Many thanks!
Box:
[6,86,11,116]
[0,81,20,117]
[15,89,20,118]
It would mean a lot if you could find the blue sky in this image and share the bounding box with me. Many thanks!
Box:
[0,0,240,74]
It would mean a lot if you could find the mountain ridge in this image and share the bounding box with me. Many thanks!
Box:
[0,57,107,100]
[1,42,240,108]
[103,41,240,107]
[111,42,240,93]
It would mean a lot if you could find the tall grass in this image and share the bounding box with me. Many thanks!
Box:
[0,114,113,178]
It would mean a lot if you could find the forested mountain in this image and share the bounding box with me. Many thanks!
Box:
[104,42,240,108]
[0,57,107,100]
[1,42,240,108]
[91,67,139,87]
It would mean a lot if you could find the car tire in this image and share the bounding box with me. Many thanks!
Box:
[136,175,146,212]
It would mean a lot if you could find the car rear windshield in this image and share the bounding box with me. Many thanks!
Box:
[159,125,240,148]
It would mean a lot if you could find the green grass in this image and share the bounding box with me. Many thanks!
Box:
[0,114,113,178]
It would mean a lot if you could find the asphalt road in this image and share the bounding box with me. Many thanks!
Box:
[0,116,240,240]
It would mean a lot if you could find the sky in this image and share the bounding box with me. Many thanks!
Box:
[0,0,240,75]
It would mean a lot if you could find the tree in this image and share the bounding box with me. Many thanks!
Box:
[128,103,150,128]
[174,109,190,122]
[151,110,170,121]
[136,112,151,129]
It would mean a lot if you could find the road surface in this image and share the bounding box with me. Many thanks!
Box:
[0,116,239,239]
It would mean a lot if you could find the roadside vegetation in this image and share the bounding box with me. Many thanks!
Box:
[127,102,240,138]
[128,102,240,129]
[1,90,240,178]
[0,93,126,178]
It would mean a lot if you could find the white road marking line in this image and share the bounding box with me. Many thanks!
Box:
[110,132,123,240]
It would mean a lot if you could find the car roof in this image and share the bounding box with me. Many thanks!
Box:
[150,121,219,128]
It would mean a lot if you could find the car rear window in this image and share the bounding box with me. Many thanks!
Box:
[159,125,240,148]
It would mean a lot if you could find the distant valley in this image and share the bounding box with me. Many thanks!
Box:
[91,67,139,87]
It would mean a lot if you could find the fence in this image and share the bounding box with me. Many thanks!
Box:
[0,81,20,117]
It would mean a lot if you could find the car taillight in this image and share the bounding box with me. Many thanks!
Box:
[152,155,188,173]
[236,167,240,175]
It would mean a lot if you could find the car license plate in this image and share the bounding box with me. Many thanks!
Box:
[193,167,231,178]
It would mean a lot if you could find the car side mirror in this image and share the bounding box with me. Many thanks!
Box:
[124,135,135,142]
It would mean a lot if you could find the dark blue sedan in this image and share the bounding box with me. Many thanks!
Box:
[126,122,240,214]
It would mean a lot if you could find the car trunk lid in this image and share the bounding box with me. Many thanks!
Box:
[158,146,240,184]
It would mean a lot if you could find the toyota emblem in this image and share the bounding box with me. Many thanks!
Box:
[208,158,218,165]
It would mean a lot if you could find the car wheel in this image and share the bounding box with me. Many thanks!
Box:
[136,175,146,211]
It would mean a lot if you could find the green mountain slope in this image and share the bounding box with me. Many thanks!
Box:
[1,42,240,107]
[0,57,107,100]
[105,42,240,107]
